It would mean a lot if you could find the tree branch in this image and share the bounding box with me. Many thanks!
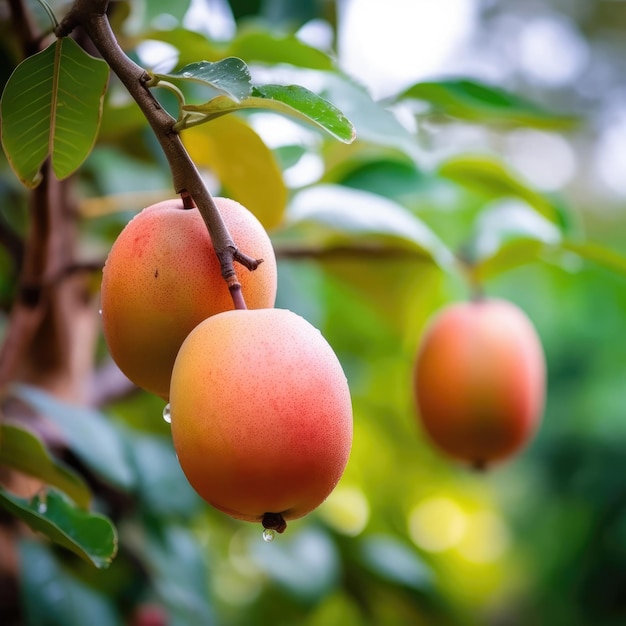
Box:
[56,0,259,309]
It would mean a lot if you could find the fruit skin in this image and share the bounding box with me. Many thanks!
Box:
[413,299,545,466]
[169,308,353,527]
[100,197,277,399]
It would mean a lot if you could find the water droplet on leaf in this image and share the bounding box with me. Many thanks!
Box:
[163,403,171,423]
[36,490,47,514]
[182,71,192,78]
[262,528,275,542]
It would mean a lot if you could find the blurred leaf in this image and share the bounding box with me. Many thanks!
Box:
[439,155,569,228]
[1,37,109,187]
[314,257,443,360]
[149,26,334,70]
[0,423,91,508]
[472,239,549,281]
[341,159,423,196]
[126,432,200,517]
[273,184,456,269]
[153,57,252,102]
[562,241,626,277]
[99,98,146,142]
[398,78,578,129]
[250,526,340,600]
[0,488,117,568]
[136,0,191,30]
[359,534,433,590]
[20,540,122,626]
[467,201,626,280]
[471,200,562,253]
[468,199,562,279]
[183,84,356,143]
[182,114,287,229]
[275,144,308,170]
[11,384,135,490]
[229,29,334,70]
[144,524,215,625]
[143,28,224,67]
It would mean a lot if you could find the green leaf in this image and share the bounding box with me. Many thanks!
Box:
[470,199,561,257]
[153,57,252,102]
[126,432,200,517]
[0,487,117,568]
[331,156,425,201]
[472,239,548,281]
[467,199,565,280]
[182,114,287,229]
[143,524,214,624]
[245,66,422,158]
[182,84,356,143]
[251,84,356,143]
[132,0,192,32]
[561,241,626,277]
[99,98,146,141]
[438,155,570,228]
[273,185,455,269]
[465,201,626,280]
[148,26,334,70]
[0,423,91,508]
[20,540,122,626]
[1,37,109,187]
[229,29,334,70]
[11,384,135,490]
[398,78,579,129]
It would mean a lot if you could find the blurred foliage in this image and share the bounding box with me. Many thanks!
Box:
[1,0,626,625]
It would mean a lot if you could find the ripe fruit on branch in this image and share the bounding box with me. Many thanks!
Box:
[169,308,353,533]
[413,299,545,467]
[100,197,277,399]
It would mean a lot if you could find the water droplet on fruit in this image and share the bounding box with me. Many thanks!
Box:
[162,403,171,423]
[262,528,275,542]
[98,309,102,315]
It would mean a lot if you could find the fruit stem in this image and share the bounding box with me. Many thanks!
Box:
[471,459,488,472]
[469,281,485,302]
[56,0,259,310]
[455,251,485,303]
[262,512,287,534]
[180,191,195,210]
[215,249,264,310]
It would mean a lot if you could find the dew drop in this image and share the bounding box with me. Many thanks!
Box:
[162,403,171,423]
[262,528,275,543]
[182,71,192,78]
[36,490,48,514]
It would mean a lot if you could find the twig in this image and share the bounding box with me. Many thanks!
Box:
[55,0,259,309]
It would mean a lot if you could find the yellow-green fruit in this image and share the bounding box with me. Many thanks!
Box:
[413,299,545,467]
[100,197,277,399]
[170,308,353,532]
